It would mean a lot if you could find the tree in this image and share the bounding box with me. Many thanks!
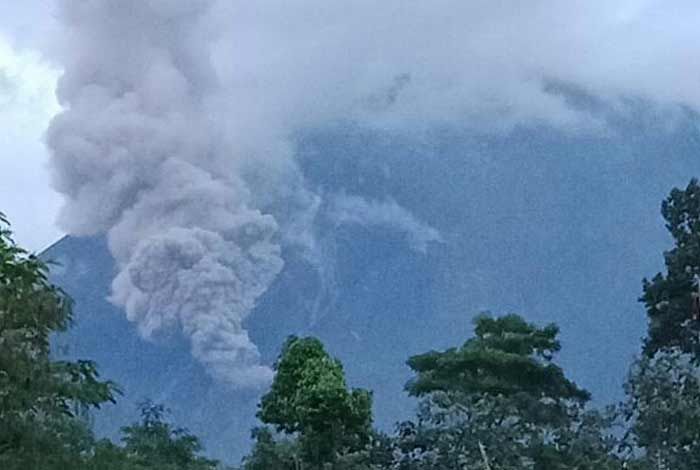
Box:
[402,313,619,469]
[118,401,218,470]
[622,179,700,469]
[622,349,700,469]
[641,178,700,356]
[257,336,373,468]
[0,213,117,468]
[241,427,299,470]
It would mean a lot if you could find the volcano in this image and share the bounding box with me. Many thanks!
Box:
[43,124,700,463]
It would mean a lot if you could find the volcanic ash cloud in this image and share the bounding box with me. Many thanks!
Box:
[47,0,282,387]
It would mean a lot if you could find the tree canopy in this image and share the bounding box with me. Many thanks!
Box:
[6,177,700,469]
[641,178,700,356]
[406,313,588,404]
[401,313,615,470]
[258,336,373,467]
[0,213,117,468]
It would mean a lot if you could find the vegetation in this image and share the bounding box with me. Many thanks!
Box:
[0,212,116,469]
[641,178,700,356]
[257,336,373,468]
[399,314,617,469]
[621,350,700,469]
[3,179,700,468]
[0,214,217,469]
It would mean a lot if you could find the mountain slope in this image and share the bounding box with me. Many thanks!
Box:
[43,122,700,463]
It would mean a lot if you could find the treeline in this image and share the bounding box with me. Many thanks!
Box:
[4,180,700,469]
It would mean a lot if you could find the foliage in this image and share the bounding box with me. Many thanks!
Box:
[625,179,700,468]
[641,178,700,356]
[0,213,117,468]
[406,314,588,402]
[257,336,373,468]
[241,427,302,470]
[622,349,700,469]
[401,313,618,469]
[9,177,700,469]
[117,401,218,470]
[241,426,392,470]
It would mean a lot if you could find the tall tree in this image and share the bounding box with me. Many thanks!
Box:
[641,178,700,356]
[402,313,618,469]
[621,180,700,469]
[0,213,117,468]
[258,336,373,468]
[622,348,700,470]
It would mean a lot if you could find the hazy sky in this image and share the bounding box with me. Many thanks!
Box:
[0,2,61,251]
[2,0,700,252]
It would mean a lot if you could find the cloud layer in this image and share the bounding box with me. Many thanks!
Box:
[207,0,700,134]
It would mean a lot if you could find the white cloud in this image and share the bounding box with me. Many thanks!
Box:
[207,0,700,133]
[0,35,62,252]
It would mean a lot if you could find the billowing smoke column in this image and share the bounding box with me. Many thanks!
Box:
[47,0,283,387]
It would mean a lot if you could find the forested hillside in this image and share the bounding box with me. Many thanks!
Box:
[4,181,700,468]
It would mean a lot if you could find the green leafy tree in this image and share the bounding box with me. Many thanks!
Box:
[620,180,700,469]
[241,427,299,470]
[622,349,700,469]
[88,439,135,470]
[641,178,700,356]
[402,313,619,469]
[257,336,373,469]
[328,431,393,470]
[118,401,218,470]
[242,427,392,470]
[0,213,117,468]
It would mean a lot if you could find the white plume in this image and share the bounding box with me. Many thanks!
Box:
[47,0,286,387]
